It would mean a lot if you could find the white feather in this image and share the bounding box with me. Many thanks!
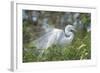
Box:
[33,25,75,49]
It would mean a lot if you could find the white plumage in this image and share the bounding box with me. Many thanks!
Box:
[33,25,76,49]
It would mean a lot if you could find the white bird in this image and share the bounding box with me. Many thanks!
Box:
[33,25,76,50]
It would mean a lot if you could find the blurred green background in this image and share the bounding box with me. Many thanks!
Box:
[22,10,91,62]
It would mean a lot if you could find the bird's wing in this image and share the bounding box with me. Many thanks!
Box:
[33,30,57,49]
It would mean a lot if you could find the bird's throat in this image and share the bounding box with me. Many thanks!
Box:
[65,33,70,37]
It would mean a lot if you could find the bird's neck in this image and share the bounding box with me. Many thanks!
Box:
[65,31,74,41]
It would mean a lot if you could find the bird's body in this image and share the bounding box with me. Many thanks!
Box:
[33,25,75,49]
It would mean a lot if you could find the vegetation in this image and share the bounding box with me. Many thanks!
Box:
[22,10,91,62]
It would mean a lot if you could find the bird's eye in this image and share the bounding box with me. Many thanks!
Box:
[70,29,73,32]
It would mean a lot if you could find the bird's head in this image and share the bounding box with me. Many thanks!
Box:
[65,25,76,33]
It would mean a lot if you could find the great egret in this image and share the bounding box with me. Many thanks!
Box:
[33,25,76,49]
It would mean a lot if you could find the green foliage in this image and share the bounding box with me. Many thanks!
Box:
[23,11,91,62]
[23,31,91,62]
[80,13,91,26]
